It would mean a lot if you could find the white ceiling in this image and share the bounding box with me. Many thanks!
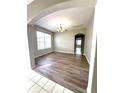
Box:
[35,7,94,32]
[27,0,34,5]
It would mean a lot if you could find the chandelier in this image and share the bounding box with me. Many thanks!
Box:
[56,24,67,32]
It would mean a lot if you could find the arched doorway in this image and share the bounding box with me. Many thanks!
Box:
[74,33,85,54]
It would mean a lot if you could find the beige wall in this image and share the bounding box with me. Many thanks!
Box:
[87,41,97,93]
[86,10,97,93]
[84,10,95,63]
[54,28,86,54]
[84,25,93,62]
[27,25,36,68]
[54,26,95,63]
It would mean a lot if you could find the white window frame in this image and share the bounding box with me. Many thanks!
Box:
[36,31,51,50]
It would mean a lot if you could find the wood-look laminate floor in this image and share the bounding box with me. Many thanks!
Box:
[35,52,89,93]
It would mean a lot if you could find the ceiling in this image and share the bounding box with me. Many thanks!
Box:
[35,7,94,32]
[27,0,34,5]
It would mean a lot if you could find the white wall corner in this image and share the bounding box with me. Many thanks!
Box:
[54,50,74,54]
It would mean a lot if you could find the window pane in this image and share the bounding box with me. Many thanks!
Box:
[36,31,45,50]
[45,34,51,48]
[36,31,51,50]
[45,34,51,41]
[36,31,44,38]
[76,40,81,45]
[45,41,51,48]
[37,42,44,49]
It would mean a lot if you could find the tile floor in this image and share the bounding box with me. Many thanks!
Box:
[27,70,75,93]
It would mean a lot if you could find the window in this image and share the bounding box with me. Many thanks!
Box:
[76,39,81,45]
[36,31,51,50]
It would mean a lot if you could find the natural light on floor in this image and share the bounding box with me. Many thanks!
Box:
[27,70,74,93]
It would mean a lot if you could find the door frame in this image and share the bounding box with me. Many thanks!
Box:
[74,33,85,54]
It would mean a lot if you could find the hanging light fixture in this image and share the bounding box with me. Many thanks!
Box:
[56,24,67,32]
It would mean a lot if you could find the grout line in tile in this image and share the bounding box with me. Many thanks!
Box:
[50,83,56,93]
[30,76,42,83]
[28,72,44,80]
[40,80,49,93]
[27,75,36,80]
[29,76,75,93]
[30,78,43,87]
[42,88,49,93]
[30,78,49,92]
[28,74,75,93]
[37,85,49,93]
[42,79,49,88]
[38,88,42,93]
[27,81,36,91]
[38,88,49,93]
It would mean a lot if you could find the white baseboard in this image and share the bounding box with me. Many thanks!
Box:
[83,54,90,64]
[35,51,54,58]
[34,50,90,64]
[54,50,74,54]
